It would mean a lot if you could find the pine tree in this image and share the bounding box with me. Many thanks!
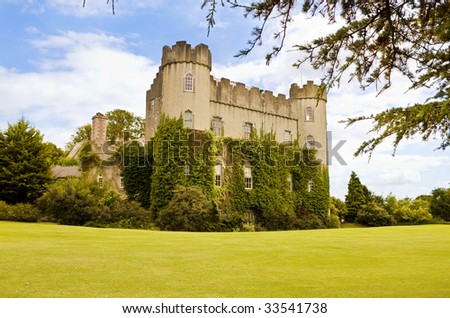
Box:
[0,119,53,204]
[344,171,367,223]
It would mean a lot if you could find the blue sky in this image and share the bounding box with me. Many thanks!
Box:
[1,0,449,199]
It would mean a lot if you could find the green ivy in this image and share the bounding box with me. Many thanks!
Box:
[142,113,330,231]
[186,130,217,202]
[150,114,188,218]
[79,143,101,172]
[120,141,153,209]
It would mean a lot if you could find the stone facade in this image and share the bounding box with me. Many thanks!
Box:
[146,41,328,164]
[91,112,108,151]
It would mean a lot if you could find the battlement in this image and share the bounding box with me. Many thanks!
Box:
[210,77,324,118]
[290,81,326,101]
[161,41,212,70]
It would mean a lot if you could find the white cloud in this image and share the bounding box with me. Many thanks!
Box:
[0,31,157,148]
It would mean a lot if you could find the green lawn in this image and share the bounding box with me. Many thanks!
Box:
[1,221,449,297]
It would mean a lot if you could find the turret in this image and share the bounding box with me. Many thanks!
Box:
[161,41,212,70]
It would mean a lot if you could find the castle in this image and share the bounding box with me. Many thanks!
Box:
[145,41,328,164]
[54,41,330,229]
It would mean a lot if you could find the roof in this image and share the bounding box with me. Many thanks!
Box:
[52,166,82,178]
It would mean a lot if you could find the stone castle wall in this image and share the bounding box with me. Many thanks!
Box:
[145,41,328,164]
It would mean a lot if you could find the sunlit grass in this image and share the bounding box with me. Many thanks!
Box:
[1,221,449,297]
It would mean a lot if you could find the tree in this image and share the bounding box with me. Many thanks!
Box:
[330,196,347,222]
[345,171,367,222]
[105,109,144,143]
[392,197,432,224]
[430,187,450,221]
[0,119,53,204]
[44,142,65,165]
[202,0,450,156]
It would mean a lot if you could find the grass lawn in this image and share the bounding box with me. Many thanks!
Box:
[1,221,449,297]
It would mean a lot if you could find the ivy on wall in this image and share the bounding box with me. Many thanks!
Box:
[135,113,330,230]
[120,141,153,209]
[149,114,188,218]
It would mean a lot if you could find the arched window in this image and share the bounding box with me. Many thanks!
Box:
[306,135,315,149]
[184,110,193,128]
[184,73,194,92]
[98,175,103,187]
[306,107,314,121]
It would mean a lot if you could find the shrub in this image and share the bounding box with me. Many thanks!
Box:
[326,214,341,228]
[5,203,41,222]
[297,212,326,230]
[37,177,107,226]
[88,200,153,229]
[37,176,154,229]
[0,202,40,222]
[156,186,216,232]
[216,212,245,232]
[392,198,432,224]
[356,201,394,227]
[0,201,7,220]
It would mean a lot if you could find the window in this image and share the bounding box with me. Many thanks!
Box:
[308,179,314,192]
[306,135,315,149]
[212,117,223,136]
[215,163,222,187]
[98,175,103,187]
[184,110,193,128]
[287,174,293,192]
[184,73,194,92]
[306,107,314,121]
[120,176,124,189]
[184,165,190,177]
[244,166,252,189]
[284,130,292,143]
[244,122,253,139]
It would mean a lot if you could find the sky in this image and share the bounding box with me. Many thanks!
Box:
[0,0,449,200]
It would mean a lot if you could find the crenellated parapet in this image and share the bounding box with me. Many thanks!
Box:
[211,77,320,119]
[290,81,326,101]
[161,41,212,70]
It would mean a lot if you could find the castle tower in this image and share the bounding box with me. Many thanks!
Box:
[290,81,328,165]
[146,41,212,138]
[91,112,108,151]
